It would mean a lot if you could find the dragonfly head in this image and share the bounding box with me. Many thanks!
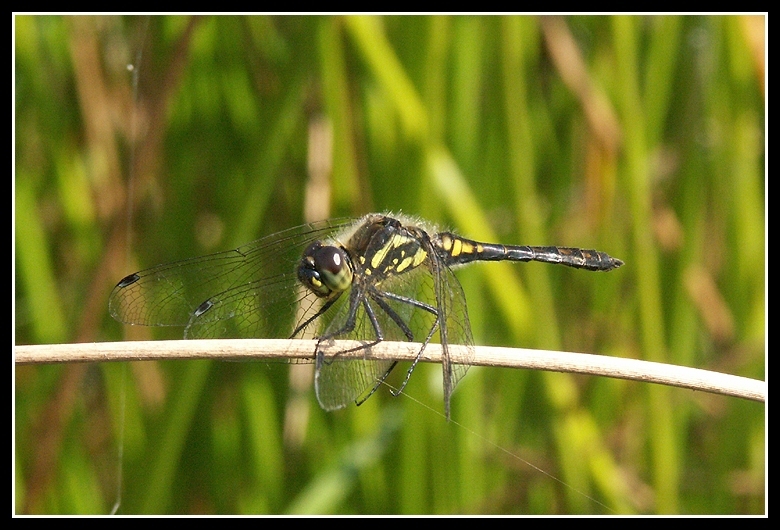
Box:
[297,241,354,298]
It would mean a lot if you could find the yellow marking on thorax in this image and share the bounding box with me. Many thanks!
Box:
[370,234,402,269]
[369,233,428,275]
[395,248,427,273]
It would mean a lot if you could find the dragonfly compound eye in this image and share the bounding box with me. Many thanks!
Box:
[298,242,353,297]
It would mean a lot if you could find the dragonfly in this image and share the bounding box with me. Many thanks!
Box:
[109,213,623,419]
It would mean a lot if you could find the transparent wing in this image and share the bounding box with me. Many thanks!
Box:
[312,279,408,411]
[108,219,354,340]
[434,262,475,418]
[313,257,473,413]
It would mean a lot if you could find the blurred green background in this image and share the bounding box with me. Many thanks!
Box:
[14,15,765,514]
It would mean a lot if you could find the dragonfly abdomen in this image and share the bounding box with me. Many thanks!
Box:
[435,232,623,272]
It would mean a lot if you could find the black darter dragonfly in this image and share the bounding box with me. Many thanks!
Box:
[109,213,623,419]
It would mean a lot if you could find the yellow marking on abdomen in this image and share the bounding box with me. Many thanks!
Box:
[451,238,462,257]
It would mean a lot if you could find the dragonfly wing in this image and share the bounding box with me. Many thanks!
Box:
[433,261,475,417]
[108,220,352,333]
[313,264,442,411]
[108,247,254,328]
[312,288,395,410]
[182,275,324,340]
